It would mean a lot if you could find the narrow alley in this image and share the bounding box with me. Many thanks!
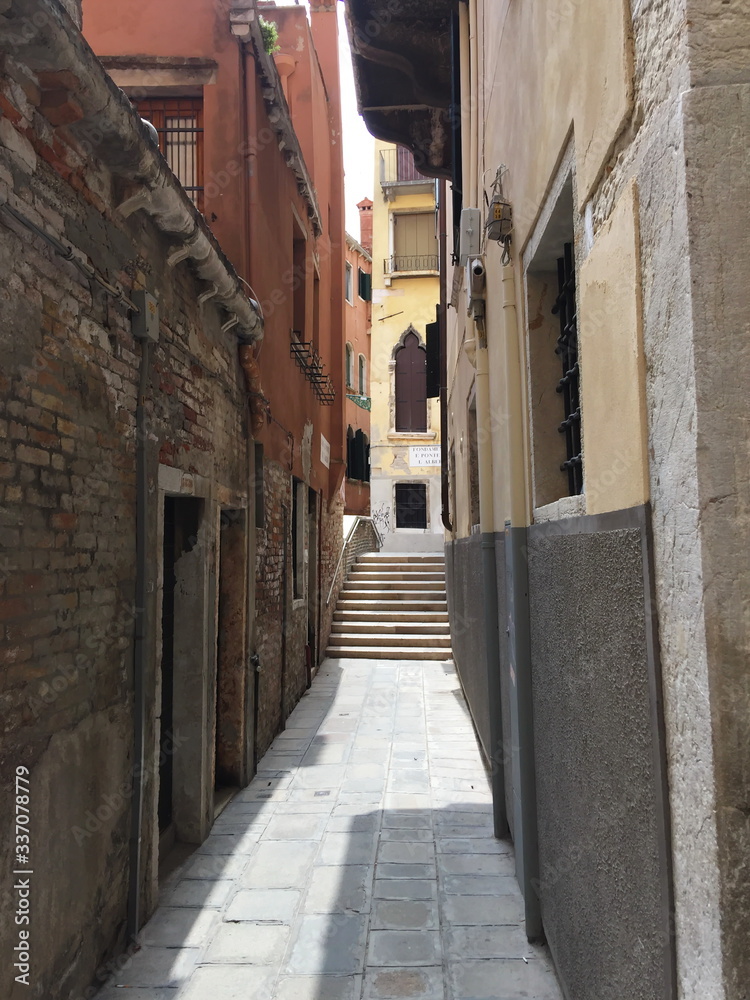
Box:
[94,651,561,1000]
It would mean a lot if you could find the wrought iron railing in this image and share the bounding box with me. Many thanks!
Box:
[379,148,433,189]
[290,331,336,404]
[384,254,439,274]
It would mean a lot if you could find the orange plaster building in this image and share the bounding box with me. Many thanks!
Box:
[344,198,373,516]
[81,0,348,755]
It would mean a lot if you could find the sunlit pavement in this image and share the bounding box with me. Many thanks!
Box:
[96,658,563,1000]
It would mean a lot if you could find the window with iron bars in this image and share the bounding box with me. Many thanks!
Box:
[395,483,427,529]
[552,242,583,495]
[136,97,204,212]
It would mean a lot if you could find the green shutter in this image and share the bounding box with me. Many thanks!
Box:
[358,268,372,302]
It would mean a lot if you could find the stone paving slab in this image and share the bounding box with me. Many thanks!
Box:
[101,658,562,1000]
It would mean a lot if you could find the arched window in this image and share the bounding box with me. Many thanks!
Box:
[346,427,370,483]
[395,331,427,432]
[358,355,367,395]
[345,343,354,389]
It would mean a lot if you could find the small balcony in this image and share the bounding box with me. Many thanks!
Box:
[384,254,439,275]
[380,148,436,200]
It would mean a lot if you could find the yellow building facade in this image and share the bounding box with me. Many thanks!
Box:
[368,140,443,550]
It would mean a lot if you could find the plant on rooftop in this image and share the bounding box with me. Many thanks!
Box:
[260,17,280,55]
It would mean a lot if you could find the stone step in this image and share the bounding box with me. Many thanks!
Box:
[328,633,452,648]
[325,645,453,661]
[330,622,451,636]
[333,610,449,623]
[357,555,445,565]
[337,600,448,613]
[349,571,446,582]
[341,593,447,606]
[343,580,446,592]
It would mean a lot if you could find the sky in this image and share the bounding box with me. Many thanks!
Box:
[274,0,375,240]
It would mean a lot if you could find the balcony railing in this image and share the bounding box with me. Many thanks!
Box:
[384,254,439,274]
[379,148,435,193]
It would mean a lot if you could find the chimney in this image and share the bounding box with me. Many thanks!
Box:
[357,198,373,253]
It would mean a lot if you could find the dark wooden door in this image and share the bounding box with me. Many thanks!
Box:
[395,332,427,432]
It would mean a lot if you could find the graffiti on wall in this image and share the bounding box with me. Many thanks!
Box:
[372,504,391,534]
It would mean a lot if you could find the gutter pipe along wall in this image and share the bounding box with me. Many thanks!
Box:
[460,0,508,839]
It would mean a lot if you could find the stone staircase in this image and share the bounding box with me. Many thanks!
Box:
[326,552,452,660]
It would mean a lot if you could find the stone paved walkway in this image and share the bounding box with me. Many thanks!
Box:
[97,659,563,1000]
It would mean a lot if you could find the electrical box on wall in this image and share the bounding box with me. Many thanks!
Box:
[131,289,159,342]
[459,208,482,265]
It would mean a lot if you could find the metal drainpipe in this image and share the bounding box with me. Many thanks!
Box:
[280,503,289,727]
[475,319,509,841]
[127,339,149,943]
[502,263,542,940]
[438,180,452,533]
[464,0,508,840]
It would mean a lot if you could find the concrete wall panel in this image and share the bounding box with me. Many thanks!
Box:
[446,535,491,758]
[527,511,673,1000]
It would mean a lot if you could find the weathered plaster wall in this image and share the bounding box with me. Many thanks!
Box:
[344,237,371,514]
[61,0,82,27]
[578,179,649,515]
[443,0,747,997]
[587,3,748,997]
[681,80,750,1000]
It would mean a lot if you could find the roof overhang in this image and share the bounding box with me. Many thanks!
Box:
[344,0,455,180]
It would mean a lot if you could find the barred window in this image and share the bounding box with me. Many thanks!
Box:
[395,483,427,529]
[552,243,582,495]
[136,98,204,212]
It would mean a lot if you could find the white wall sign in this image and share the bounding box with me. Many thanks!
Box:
[320,435,330,469]
[409,445,441,467]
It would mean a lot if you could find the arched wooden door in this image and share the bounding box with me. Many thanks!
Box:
[395,332,427,432]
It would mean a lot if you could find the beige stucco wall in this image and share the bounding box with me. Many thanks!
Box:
[445,0,638,540]
[579,180,649,515]
[446,0,748,996]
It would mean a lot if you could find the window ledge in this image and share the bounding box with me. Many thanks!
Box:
[388,431,437,442]
[533,494,586,524]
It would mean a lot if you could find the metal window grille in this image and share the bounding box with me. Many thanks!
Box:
[136,98,204,212]
[384,255,439,274]
[552,242,583,495]
[395,483,427,529]
[379,147,432,187]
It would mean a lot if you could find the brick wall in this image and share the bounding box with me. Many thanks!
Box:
[253,462,335,760]
[0,70,250,1000]
[254,460,289,758]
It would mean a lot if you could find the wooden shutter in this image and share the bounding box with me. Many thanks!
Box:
[358,268,372,301]
[395,332,427,432]
[426,307,441,399]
